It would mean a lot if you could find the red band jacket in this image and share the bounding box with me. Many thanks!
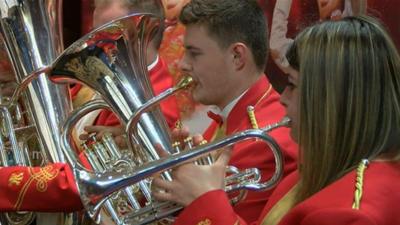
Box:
[174,160,400,225]
[199,75,298,223]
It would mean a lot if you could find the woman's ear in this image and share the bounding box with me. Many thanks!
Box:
[231,43,247,71]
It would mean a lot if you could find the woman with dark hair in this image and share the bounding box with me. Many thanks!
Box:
[153,15,400,225]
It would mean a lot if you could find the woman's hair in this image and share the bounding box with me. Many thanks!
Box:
[287,15,400,202]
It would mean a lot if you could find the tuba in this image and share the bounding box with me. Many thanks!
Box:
[41,12,288,225]
[0,1,81,225]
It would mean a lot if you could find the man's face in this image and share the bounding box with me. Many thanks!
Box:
[93,1,128,28]
[180,25,233,108]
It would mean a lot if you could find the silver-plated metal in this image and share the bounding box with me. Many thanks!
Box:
[62,114,289,224]
[38,9,288,225]
[0,1,81,225]
[44,13,191,224]
[48,13,172,161]
[125,75,193,156]
[0,0,70,164]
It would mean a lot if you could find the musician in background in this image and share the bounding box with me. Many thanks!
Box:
[0,42,83,212]
[0,0,180,215]
[154,16,400,225]
[0,164,82,212]
[0,45,16,98]
[269,0,366,75]
[153,0,297,223]
[0,0,179,213]
[0,0,172,216]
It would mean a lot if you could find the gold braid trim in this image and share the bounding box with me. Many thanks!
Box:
[9,172,24,186]
[352,159,369,210]
[246,84,273,130]
[254,84,272,107]
[175,120,183,129]
[247,106,258,129]
[13,165,59,210]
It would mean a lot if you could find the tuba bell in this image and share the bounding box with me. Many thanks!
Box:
[38,12,288,224]
[0,1,82,225]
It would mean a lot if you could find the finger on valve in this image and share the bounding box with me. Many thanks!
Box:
[151,176,174,202]
[170,126,190,149]
[79,125,127,149]
[83,125,124,138]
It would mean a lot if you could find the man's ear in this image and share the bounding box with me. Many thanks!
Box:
[230,43,247,71]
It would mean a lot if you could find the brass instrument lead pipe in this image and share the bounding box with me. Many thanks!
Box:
[123,76,193,183]
[125,76,193,155]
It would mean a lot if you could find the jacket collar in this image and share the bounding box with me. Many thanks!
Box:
[225,75,272,134]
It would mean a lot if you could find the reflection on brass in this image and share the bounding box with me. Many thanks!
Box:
[0,0,81,224]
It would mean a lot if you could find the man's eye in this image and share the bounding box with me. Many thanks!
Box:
[189,51,200,58]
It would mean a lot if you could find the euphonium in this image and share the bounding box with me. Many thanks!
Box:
[46,12,181,225]
[0,1,81,225]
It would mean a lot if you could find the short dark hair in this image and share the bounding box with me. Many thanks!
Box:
[179,0,268,71]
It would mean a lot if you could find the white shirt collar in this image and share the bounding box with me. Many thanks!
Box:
[210,90,248,121]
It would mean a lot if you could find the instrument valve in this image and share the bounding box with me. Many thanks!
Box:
[184,137,193,149]
[199,140,208,145]
[172,141,181,153]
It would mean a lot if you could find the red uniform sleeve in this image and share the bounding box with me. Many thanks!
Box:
[0,163,82,212]
[299,208,376,225]
[94,106,177,129]
[95,109,120,126]
[174,189,249,225]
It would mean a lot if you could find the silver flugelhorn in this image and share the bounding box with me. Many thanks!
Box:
[65,116,289,224]
[0,1,81,225]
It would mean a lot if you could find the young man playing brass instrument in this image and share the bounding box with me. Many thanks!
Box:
[152,0,298,223]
